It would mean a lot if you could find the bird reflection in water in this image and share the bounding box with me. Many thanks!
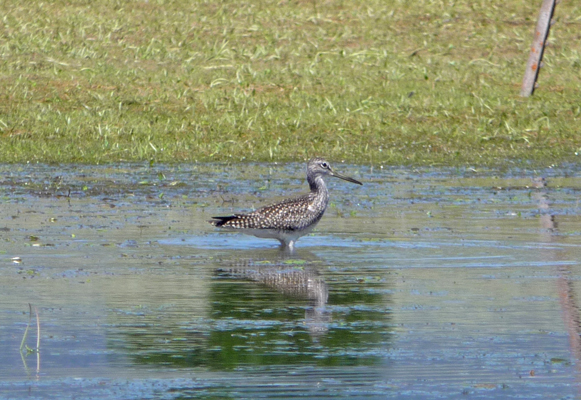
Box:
[215,250,331,338]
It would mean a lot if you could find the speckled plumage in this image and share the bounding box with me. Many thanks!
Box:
[209,157,362,250]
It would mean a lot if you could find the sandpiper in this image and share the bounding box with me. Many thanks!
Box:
[209,157,362,250]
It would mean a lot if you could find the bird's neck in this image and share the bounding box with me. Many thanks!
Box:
[308,175,329,203]
[308,174,326,191]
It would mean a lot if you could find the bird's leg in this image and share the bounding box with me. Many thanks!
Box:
[278,239,295,254]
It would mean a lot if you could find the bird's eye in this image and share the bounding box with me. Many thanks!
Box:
[320,162,329,169]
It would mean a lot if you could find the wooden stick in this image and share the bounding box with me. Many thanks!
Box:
[520,0,557,97]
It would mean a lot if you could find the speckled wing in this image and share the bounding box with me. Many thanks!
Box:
[210,193,323,231]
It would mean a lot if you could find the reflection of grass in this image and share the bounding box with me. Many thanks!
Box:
[0,1,580,165]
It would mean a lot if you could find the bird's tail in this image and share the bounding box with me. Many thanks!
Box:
[209,216,238,226]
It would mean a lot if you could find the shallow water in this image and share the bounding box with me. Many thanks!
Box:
[1,162,581,399]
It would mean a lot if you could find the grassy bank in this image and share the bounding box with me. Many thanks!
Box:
[0,0,580,165]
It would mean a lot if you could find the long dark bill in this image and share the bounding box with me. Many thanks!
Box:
[330,170,363,185]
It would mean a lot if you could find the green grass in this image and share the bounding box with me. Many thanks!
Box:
[0,0,580,165]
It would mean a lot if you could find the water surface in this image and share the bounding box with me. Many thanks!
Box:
[1,163,581,399]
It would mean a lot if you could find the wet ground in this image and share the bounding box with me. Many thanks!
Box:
[1,162,581,399]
